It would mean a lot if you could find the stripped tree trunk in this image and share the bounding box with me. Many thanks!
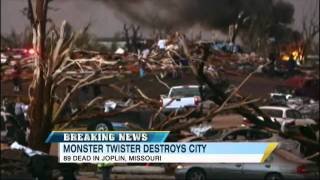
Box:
[26,0,114,152]
[27,0,52,152]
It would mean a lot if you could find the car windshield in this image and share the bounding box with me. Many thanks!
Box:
[222,129,273,141]
[169,87,200,97]
[275,86,292,94]
[261,109,283,118]
[222,130,248,141]
[112,123,130,131]
[272,95,287,100]
[279,141,300,152]
[286,110,302,119]
[249,130,273,140]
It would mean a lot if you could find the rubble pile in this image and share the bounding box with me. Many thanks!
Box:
[1,36,270,83]
[1,32,319,178]
[0,149,32,178]
[208,51,266,75]
[0,142,79,179]
[287,97,319,121]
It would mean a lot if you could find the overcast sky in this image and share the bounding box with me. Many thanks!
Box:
[1,0,319,38]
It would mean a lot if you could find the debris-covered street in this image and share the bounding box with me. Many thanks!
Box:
[1,0,319,180]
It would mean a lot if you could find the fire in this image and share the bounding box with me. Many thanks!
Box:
[281,49,303,61]
[282,55,290,61]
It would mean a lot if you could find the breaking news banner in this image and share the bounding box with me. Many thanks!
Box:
[46,131,278,164]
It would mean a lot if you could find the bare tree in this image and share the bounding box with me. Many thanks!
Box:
[131,24,141,52]
[26,0,121,152]
[1,27,33,48]
[25,1,171,153]
[301,1,319,59]
[123,23,131,51]
[229,11,250,43]
[123,24,142,52]
[26,0,50,152]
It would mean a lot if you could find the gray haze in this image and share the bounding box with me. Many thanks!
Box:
[1,0,319,38]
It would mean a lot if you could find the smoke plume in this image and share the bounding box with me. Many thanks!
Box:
[100,0,294,32]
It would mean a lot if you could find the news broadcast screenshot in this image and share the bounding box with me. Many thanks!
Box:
[1,0,319,180]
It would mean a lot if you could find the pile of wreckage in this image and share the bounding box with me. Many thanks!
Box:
[287,97,319,120]
[1,142,78,179]
[269,82,319,121]
[1,36,271,82]
[1,34,319,179]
